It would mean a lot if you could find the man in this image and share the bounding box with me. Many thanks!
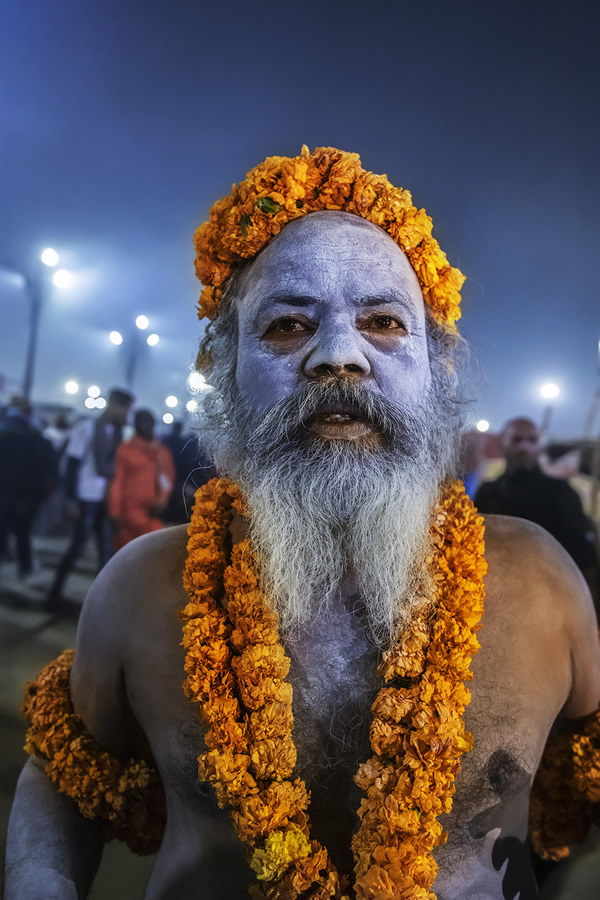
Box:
[109,409,175,549]
[46,388,134,609]
[6,147,600,899]
[0,397,56,580]
[475,417,598,588]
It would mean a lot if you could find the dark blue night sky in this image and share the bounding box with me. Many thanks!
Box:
[1,0,599,436]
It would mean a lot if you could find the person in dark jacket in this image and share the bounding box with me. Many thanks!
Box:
[0,397,56,579]
[160,420,215,524]
[475,417,598,581]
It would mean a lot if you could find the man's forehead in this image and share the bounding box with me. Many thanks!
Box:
[505,419,539,440]
[237,211,424,311]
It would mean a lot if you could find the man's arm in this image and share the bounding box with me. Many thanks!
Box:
[5,547,145,898]
[559,549,600,720]
[5,758,104,899]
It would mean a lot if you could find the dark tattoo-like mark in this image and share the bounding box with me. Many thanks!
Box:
[468,749,540,898]
[492,836,539,899]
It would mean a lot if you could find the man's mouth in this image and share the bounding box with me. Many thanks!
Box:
[306,409,378,441]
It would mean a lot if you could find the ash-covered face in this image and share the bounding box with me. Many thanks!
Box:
[195,210,461,646]
[234,211,432,443]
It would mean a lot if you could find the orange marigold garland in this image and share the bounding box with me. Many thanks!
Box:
[193,146,466,330]
[180,478,487,898]
[23,649,165,854]
[530,709,600,860]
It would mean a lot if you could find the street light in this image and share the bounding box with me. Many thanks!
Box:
[165,395,178,408]
[41,248,59,267]
[476,419,490,433]
[540,382,560,433]
[540,383,560,400]
[0,246,72,400]
[64,380,79,395]
[52,269,72,288]
[108,317,159,389]
[188,371,208,391]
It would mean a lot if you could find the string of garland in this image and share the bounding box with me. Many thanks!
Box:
[529,709,600,861]
[22,649,165,854]
[180,477,487,898]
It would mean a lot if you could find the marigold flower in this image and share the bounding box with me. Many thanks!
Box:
[193,146,465,330]
[250,824,313,881]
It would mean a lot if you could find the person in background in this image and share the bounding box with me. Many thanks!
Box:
[160,419,216,524]
[0,397,56,581]
[46,388,134,609]
[109,409,175,549]
[475,416,598,593]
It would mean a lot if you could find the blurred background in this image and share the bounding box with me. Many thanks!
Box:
[1,0,600,896]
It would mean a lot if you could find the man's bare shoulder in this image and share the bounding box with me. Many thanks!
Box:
[86,525,187,611]
[71,526,190,750]
[480,513,600,719]
[483,512,587,592]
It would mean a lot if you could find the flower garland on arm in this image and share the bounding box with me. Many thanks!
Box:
[180,478,487,898]
[529,708,600,860]
[23,650,165,854]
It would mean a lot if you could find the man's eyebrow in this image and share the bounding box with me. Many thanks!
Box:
[256,292,320,311]
[355,291,414,309]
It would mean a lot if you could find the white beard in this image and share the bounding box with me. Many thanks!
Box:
[197,377,458,648]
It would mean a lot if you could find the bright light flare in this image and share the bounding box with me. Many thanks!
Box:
[95,397,107,409]
[187,371,208,391]
[147,333,159,346]
[135,314,149,330]
[64,380,79,395]
[186,399,198,412]
[163,413,174,424]
[165,395,178,408]
[41,248,59,267]
[52,268,71,288]
[540,383,560,400]
[476,419,490,433]
[109,330,123,345]
[84,397,96,409]
[87,385,101,398]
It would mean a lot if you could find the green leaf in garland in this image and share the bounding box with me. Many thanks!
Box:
[240,214,252,238]
[257,197,282,215]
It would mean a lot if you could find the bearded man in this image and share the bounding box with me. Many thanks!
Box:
[6,147,600,900]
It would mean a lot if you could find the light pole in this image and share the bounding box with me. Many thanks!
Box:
[1,248,71,401]
[109,316,159,390]
[540,382,560,434]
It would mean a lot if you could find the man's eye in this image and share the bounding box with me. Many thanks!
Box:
[265,317,307,335]
[361,315,406,332]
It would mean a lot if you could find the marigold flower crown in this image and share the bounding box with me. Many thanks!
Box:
[193,146,466,329]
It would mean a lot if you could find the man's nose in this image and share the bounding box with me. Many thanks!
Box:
[302,324,371,380]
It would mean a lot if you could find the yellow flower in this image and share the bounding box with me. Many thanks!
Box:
[250,824,312,881]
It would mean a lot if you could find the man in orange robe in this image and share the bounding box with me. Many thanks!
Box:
[109,409,175,550]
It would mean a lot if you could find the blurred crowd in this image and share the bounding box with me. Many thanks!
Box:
[0,390,215,611]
